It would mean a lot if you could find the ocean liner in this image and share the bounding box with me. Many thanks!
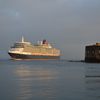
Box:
[85,43,100,62]
[8,37,60,60]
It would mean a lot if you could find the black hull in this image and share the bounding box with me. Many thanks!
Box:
[8,53,60,60]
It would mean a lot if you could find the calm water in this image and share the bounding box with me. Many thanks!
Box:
[0,59,100,100]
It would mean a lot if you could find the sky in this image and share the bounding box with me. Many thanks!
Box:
[0,0,100,60]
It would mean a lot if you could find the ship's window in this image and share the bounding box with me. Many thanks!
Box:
[13,43,24,48]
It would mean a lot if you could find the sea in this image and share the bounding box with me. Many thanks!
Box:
[0,59,100,100]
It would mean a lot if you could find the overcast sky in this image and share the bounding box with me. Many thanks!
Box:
[0,0,100,60]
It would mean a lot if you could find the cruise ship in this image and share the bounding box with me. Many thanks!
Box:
[8,37,60,60]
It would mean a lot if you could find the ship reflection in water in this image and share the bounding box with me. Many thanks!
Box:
[15,65,58,100]
[85,65,100,100]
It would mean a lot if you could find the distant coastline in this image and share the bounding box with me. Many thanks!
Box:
[68,60,85,62]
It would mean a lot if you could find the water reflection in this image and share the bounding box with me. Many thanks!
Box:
[85,66,100,100]
[14,65,58,100]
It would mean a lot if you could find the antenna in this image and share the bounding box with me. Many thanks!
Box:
[22,36,24,42]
